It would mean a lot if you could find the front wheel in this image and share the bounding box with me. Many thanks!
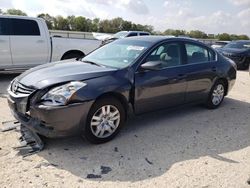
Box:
[83,97,125,144]
[206,81,226,109]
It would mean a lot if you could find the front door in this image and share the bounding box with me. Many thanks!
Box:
[134,42,187,114]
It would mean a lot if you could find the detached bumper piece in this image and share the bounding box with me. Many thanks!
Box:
[14,125,44,157]
[1,120,20,132]
[1,120,44,157]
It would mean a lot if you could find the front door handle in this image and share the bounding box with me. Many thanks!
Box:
[211,66,217,72]
[178,74,186,79]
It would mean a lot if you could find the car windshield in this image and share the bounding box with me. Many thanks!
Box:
[224,41,250,49]
[113,31,129,38]
[82,40,151,68]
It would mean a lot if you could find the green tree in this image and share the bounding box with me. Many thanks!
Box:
[163,29,186,36]
[122,20,132,31]
[237,35,249,40]
[4,9,27,16]
[229,34,238,40]
[217,33,231,41]
[99,19,113,33]
[53,16,70,30]
[188,30,208,39]
[37,13,54,29]
[92,18,100,32]
[72,16,87,31]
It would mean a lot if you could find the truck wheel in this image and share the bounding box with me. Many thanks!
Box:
[83,97,125,144]
[61,52,84,60]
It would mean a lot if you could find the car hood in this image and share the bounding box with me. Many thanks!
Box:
[219,48,248,54]
[16,59,117,89]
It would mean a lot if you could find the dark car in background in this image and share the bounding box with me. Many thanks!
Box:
[8,37,236,144]
[211,41,229,49]
[217,40,250,70]
[101,31,150,46]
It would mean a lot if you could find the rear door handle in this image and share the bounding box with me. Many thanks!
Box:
[0,39,6,43]
[37,40,45,43]
[211,66,217,72]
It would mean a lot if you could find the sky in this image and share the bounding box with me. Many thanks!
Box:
[1,0,250,36]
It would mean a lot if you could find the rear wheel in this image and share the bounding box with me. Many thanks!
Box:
[83,97,125,144]
[206,80,226,109]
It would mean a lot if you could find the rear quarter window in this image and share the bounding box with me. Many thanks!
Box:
[10,18,40,36]
[139,33,150,36]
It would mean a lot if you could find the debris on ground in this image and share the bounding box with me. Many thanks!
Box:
[1,120,20,132]
[14,125,44,157]
[86,174,102,179]
[100,166,112,174]
[145,157,153,165]
[0,121,44,157]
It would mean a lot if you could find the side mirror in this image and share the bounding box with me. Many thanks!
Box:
[140,61,162,71]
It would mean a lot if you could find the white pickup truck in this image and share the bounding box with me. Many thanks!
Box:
[0,15,101,72]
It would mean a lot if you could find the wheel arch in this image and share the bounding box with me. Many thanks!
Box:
[94,92,130,117]
[216,77,229,96]
[61,50,85,60]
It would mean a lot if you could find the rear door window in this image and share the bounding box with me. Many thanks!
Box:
[0,18,10,35]
[10,18,40,36]
[185,43,211,64]
[127,32,138,37]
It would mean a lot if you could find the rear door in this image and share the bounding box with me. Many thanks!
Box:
[183,42,218,103]
[9,18,49,66]
[134,41,187,114]
[0,17,12,67]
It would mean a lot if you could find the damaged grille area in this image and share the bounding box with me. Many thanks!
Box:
[11,80,35,96]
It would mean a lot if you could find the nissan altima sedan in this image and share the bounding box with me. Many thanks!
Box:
[8,36,237,144]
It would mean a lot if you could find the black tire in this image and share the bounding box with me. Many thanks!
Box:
[83,97,125,144]
[61,52,84,60]
[206,80,226,109]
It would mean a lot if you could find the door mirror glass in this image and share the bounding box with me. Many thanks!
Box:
[140,61,162,71]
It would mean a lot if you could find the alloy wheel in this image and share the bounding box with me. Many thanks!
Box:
[90,105,120,138]
[212,84,225,105]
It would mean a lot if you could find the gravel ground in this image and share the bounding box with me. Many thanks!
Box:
[0,71,249,188]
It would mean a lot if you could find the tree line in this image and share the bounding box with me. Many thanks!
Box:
[1,8,249,40]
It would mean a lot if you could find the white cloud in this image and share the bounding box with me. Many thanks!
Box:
[126,0,149,15]
[238,8,250,27]
[163,1,170,7]
[229,0,250,6]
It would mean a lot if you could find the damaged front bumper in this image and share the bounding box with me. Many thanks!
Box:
[7,96,93,138]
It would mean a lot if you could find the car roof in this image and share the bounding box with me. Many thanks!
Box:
[122,36,204,45]
[231,40,250,42]
[128,31,150,33]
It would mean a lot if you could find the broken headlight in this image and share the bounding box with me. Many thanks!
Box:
[41,81,87,106]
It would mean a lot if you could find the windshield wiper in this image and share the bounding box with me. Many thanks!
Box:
[81,60,102,67]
